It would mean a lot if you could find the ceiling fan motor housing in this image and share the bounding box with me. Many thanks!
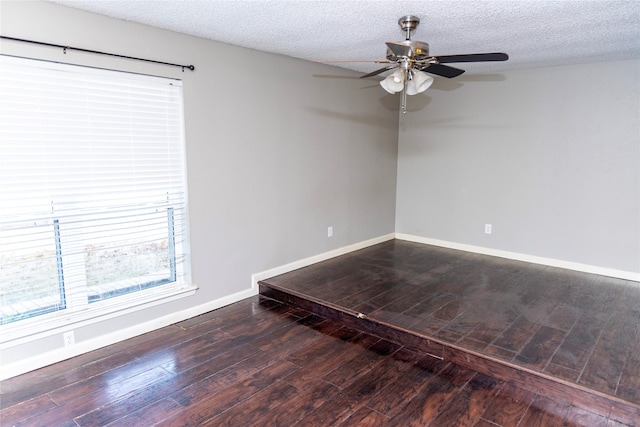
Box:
[386,40,430,61]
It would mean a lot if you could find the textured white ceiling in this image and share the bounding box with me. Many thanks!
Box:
[51,0,640,76]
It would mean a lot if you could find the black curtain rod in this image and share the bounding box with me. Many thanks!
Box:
[0,35,195,71]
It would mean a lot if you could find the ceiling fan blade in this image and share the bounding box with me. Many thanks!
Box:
[420,63,465,78]
[435,52,509,63]
[385,42,413,58]
[317,60,392,64]
[360,65,399,79]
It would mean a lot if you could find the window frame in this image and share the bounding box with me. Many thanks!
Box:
[0,55,196,346]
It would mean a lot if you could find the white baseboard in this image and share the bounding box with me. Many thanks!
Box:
[396,233,640,283]
[0,287,256,381]
[251,233,396,288]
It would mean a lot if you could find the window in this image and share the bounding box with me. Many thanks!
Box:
[0,55,192,336]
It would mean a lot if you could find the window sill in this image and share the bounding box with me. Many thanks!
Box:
[0,283,198,349]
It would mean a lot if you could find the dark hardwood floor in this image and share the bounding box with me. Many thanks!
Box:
[259,239,640,425]
[1,293,633,426]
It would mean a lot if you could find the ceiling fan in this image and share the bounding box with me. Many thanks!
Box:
[335,15,509,112]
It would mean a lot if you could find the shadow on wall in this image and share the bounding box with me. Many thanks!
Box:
[429,73,508,92]
[312,74,365,80]
[307,106,398,127]
[310,72,507,115]
[311,72,403,113]
[384,73,507,113]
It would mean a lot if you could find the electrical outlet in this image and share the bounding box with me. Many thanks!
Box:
[63,331,75,347]
[327,226,333,237]
[485,224,492,234]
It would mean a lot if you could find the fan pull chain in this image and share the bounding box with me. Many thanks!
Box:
[401,70,408,113]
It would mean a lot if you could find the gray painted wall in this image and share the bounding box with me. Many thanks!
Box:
[396,60,640,273]
[1,1,399,367]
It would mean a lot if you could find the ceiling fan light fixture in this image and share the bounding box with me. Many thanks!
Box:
[353,15,509,112]
[380,69,405,93]
[406,70,433,95]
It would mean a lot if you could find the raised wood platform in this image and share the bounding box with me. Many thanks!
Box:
[259,239,640,424]
[4,295,629,425]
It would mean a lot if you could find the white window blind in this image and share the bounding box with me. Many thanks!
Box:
[0,55,191,329]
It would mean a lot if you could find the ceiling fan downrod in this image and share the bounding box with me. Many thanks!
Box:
[398,15,420,40]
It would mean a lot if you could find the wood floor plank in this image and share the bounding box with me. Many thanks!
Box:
[428,372,502,427]
[491,315,541,354]
[218,308,302,341]
[73,342,265,426]
[257,379,339,426]
[385,362,476,426]
[514,325,566,369]
[322,338,401,389]
[365,354,450,417]
[464,308,520,346]
[14,365,178,427]
[157,359,298,427]
[543,362,581,384]
[251,313,328,356]
[166,349,282,408]
[616,321,640,397]
[473,419,500,427]
[352,282,426,315]
[0,393,58,426]
[484,344,517,361]
[546,304,581,331]
[102,398,183,427]
[49,365,173,407]
[440,304,493,337]
[479,381,536,426]
[298,345,422,425]
[616,385,640,407]
[339,406,391,426]
[550,311,608,371]
[518,395,571,427]
[456,335,491,353]
[607,419,636,427]
[367,285,434,323]
[284,325,362,368]
[403,291,457,318]
[407,312,450,335]
[430,295,468,322]
[294,380,362,426]
[339,347,422,404]
[0,349,138,410]
[155,330,235,373]
[118,323,227,360]
[562,405,610,427]
[286,335,383,390]
[309,271,388,303]
[579,311,638,394]
[201,379,298,426]
[334,274,411,309]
